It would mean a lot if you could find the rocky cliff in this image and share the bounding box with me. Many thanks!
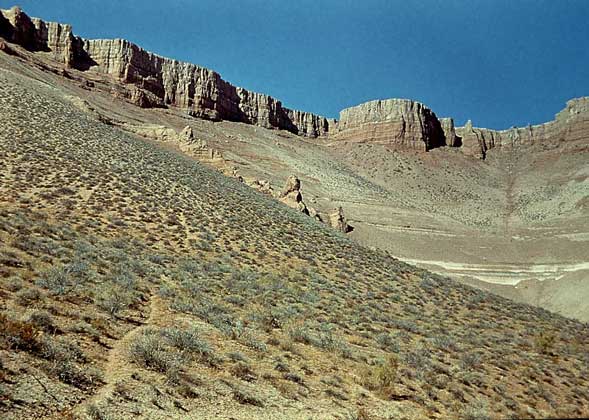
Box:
[331,99,447,151]
[1,6,587,157]
[456,98,589,159]
[0,6,330,137]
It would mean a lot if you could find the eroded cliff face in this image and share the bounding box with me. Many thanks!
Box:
[456,98,589,159]
[0,7,330,137]
[439,117,460,148]
[331,99,447,151]
[1,6,587,156]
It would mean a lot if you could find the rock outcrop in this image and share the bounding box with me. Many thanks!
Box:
[439,117,460,147]
[2,7,587,160]
[0,7,330,137]
[277,176,353,233]
[279,175,309,215]
[0,6,89,67]
[456,98,589,159]
[326,207,352,233]
[248,179,274,196]
[331,99,447,151]
[176,126,224,161]
[113,123,224,162]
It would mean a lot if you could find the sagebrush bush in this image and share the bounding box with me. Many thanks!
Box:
[534,331,556,355]
[360,356,398,395]
[0,314,41,353]
[36,261,89,295]
[27,310,57,333]
[130,329,183,381]
[161,327,214,363]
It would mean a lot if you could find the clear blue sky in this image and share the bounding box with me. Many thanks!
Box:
[3,0,589,129]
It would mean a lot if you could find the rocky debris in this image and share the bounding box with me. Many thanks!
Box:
[277,175,353,232]
[332,99,446,151]
[279,175,309,215]
[124,124,180,142]
[176,126,223,161]
[248,179,274,196]
[101,121,224,162]
[0,7,331,137]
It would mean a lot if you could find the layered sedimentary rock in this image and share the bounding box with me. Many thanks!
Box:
[0,6,88,67]
[331,99,446,151]
[2,7,588,158]
[456,98,589,159]
[0,7,330,137]
[439,117,460,147]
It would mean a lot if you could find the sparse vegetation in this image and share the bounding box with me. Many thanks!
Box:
[0,52,587,420]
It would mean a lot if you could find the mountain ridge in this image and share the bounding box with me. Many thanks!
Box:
[1,5,588,158]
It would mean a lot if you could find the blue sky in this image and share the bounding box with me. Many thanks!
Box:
[3,0,589,129]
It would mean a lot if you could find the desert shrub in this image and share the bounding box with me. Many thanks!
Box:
[239,330,268,353]
[459,371,486,387]
[0,314,41,353]
[534,331,556,355]
[36,261,90,295]
[38,336,100,389]
[314,324,354,358]
[130,330,182,380]
[420,276,437,292]
[4,276,23,292]
[376,333,400,353]
[460,351,482,371]
[230,362,257,382]
[69,321,100,339]
[284,372,304,385]
[95,285,134,317]
[109,268,137,291]
[86,403,112,420]
[15,287,44,305]
[45,359,102,389]
[40,337,86,363]
[461,399,491,420]
[403,347,432,374]
[227,351,249,363]
[287,322,318,346]
[391,319,420,334]
[432,335,458,352]
[27,310,57,333]
[147,254,170,266]
[232,386,265,407]
[161,327,215,363]
[249,306,298,331]
[325,387,349,400]
[360,356,398,394]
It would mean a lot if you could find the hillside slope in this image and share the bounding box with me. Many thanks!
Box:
[1,43,589,420]
[1,6,588,324]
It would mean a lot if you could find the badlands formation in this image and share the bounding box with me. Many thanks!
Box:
[1,6,587,321]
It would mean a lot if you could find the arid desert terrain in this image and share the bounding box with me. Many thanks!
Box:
[0,6,588,420]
